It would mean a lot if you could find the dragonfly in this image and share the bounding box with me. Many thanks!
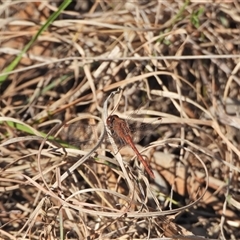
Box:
[63,111,161,178]
[106,114,161,178]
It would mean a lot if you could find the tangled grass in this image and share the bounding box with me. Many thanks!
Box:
[0,1,240,239]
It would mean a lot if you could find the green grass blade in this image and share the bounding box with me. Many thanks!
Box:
[0,0,72,84]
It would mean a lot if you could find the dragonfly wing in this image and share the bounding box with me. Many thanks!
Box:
[61,121,103,149]
[106,130,127,154]
[121,100,161,144]
[127,117,161,144]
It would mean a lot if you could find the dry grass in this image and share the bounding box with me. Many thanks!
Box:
[0,0,240,239]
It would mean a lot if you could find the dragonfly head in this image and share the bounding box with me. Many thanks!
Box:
[106,115,118,129]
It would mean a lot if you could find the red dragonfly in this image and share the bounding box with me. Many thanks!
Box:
[106,114,160,178]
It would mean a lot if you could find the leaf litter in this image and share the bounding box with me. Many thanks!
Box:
[0,1,240,239]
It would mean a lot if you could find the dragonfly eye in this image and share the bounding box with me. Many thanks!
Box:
[106,116,113,127]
